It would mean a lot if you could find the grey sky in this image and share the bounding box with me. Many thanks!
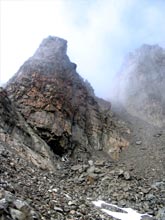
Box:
[0,0,165,98]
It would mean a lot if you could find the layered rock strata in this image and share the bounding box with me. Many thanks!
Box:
[0,87,55,170]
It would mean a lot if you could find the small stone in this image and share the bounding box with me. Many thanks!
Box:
[145,194,155,201]
[87,166,95,174]
[88,160,94,166]
[10,162,15,167]
[0,198,7,211]
[68,201,77,206]
[124,171,131,180]
[70,210,76,215]
[94,168,102,174]
[5,191,15,203]
[54,206,63,212]
[0,189,5,199]
[48,188,58,193]
[71,165,82,171]
[154,133,162,137]
[141,215,156,220]
[141,188,150,194]
[94,160,105,166]
[117,169,124,176]
[14,199,28,210]
[136,140,142,145]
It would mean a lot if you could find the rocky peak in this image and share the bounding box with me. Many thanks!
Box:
[5,36,129,161]
[113,44,165,127]
[7,36,76,84]
[33,36,67,61]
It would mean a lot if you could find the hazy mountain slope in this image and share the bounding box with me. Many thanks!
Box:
[113,44,165,127]
[110,44,165,181]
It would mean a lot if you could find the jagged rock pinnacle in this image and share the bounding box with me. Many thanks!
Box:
[33,36,67,60]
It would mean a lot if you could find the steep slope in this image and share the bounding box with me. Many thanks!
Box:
[110,44,165,181]
[6,36,129,160]
[112,104,165,181]
[113,44,165,127]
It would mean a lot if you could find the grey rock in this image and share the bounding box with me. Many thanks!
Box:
[94,160,105,166]
[5,191,15,203]
[10,208,26,220]
[87,166,95,174]
[156,208,165,220]
[71,164,83,171]
[124,171,131,180]
[53,206,63,212]
[141,215,156,220]
[136,140,142,145]
[13,199,29,211]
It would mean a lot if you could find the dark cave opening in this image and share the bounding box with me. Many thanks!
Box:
[47,139,66,157]
[35,127,70,157]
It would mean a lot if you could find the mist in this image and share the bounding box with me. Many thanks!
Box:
[1,0,165,98]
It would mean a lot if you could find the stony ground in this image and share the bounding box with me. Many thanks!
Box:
[0,139,164,220]
[0,105,165,220]
[112,104,165,182]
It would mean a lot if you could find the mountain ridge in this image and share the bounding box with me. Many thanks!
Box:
[111,43,165,127]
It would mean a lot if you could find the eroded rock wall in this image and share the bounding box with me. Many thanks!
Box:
[6,36,129,160]
[0,87,55,170]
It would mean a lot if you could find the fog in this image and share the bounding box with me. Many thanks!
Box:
[1,0,165,98]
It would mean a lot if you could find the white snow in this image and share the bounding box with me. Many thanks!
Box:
[93,200,152,220]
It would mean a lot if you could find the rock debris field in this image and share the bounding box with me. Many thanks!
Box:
[0,141,165,219]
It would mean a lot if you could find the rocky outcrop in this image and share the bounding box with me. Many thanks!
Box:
[113,44,165,127]
[6,36,129,160]
[0,87,55,170]
[0,190,41,220]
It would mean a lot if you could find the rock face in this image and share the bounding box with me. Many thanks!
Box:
[113,44,165,127]
[5,36,129,160]
[0,87,55,170]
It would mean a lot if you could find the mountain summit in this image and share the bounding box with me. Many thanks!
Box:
[113,44,165,127]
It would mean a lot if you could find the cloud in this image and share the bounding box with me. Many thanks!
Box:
[0,0,165,98]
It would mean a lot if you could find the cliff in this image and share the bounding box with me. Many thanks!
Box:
[5,36,129,161]
[0,87,55,170]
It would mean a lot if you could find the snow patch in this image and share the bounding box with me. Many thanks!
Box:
[93,200,152,220]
